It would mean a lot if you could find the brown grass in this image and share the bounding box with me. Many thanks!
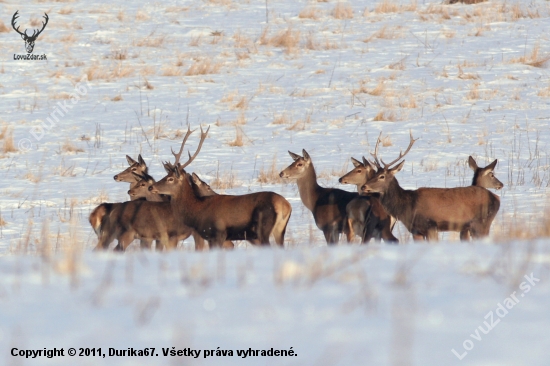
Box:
[59,7,73,15]
[257,156,283,184]
[134,34,166,48]
[375,0,416,13]
[368,79,386,96]
[228,127,244,147]
[363,26,404,43]
[332,2,354,19]
[185,58,222,76]
[373,109,397,121]
[161,65,182,77]
[272,113,290,125]
[510,44,550,68]
[61,141,84,153]
[0,21,9,33]
[60,33,77,43]
[260,27,301,54]
[136,10,150,21]
[111,95,123,102]
[1,126,17,153]
[299,6,322,20]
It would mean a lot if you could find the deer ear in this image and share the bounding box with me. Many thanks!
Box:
[191,172,200,184]
[302,149,311,161]
[351,157,362,168]
[137,154,146,166]
[288,151,301,161]
[468,156,478,171]
[126,155,137,166]
[390,160,405,175]
[486,159,498,171]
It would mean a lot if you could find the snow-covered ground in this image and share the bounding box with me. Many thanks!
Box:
[1,0,550,364]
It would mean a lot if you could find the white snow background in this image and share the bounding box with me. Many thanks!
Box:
[0,0,550,365]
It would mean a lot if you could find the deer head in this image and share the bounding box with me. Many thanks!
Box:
[338,157,376,185]
[114,154,147,182]
[468,156,503,190]
[361,132,417,195]
[12,11,49,54]
[279,150,312,179]
[150,126,209,197]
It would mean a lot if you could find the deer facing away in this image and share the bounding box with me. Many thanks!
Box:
[361,133,500,241]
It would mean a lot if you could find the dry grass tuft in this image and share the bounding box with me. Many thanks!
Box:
[111,94,123,102]
[61,141,84,153]
[185,58,222,76]
[228,127,244,147]
[373,109,397,121]
[0,215,6,227]
[375,0,416,13]
[232,96,248,110]
[272,113,291,125]
[134,34,166,48]
[1,126,17,153]
[257,155,284,184]
[260,27,301,54]
[510,44,550,68]
[368,79,386,96]
[332,2,354,19]
[60,33,77,43]
[161,65,182,77]
[363,26,404,43]
[59,7,73,15]
[136,10,150,21]
[300,6,322,20]
[0,21,9,33]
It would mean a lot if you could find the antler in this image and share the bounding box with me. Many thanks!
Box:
[11,11,25,36]
[170,125,210,169]
[171,126,195,165]
[370,132,383,170]
[380,131,418,168]
[33,13,49,38]
[180,126,209,169]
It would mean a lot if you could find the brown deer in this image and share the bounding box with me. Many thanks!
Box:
[361,133,500,241]
[459,156,503,239]
[338,157,398,243]
[129,171,234,250]
[279,150,357,245]
[114,154,148,193]
[93,199,195,251]
[149,127,292,248]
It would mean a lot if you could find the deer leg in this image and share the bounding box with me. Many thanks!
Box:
[459,228,471,241]
[193,231,207,251]
[140,239,152,250]
[346,218,355,242]
[115,231,135,251]
[222,241,235,249]
[380,219,398,244]
[412,234,425,241]
[426,228,439,242]
[323,225,339,245]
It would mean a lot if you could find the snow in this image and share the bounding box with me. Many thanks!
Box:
[1,0,550,364]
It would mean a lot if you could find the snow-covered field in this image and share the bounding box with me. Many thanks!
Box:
[1,0,550,364]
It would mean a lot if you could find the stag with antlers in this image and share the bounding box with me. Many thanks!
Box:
[12,11,49,54]
[361,132,500,241]
[150,126,292,248]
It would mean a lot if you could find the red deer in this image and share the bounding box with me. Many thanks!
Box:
[94,199,195,251]
[338,157,398,243]
[129,171,234,250]
[149,127,292,248]
[361,133,500,241]
[279,150,356,245]
[459,156,503,239]
[90,154,152,249]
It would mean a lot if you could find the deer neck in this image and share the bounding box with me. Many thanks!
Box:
[379,179,416,230]
[296,164,322,212]
[172,180,204,224]
[147,192,165,202]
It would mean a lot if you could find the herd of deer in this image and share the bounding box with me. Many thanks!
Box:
[89,127,503,251]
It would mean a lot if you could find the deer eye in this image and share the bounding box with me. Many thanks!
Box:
[131,168,136,171]
[379,175,385,180]
[168,177,174,182]
[357,169,362,173]
[297,163,303,167]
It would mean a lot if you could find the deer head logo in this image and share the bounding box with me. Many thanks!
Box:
[11,11,49,54]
